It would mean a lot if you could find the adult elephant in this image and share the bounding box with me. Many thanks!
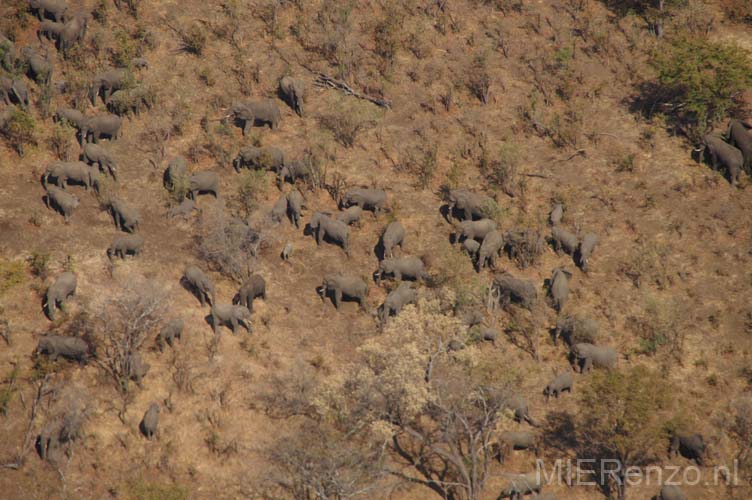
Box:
[278,76,305,116]
[696,134,743,185]
[89,68,129,105]
[228,99,281,134]
[726,119,752,173]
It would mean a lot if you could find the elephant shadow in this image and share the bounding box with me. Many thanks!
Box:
[203,314,215,330]
[373,240,386,261]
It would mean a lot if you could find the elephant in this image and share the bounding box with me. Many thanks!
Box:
[669,432,706,465]
[233,146,285,171]
[509,395,535,426]
[340,188,387,215]
[131,57,149,69]
[126,351,150,384]
[550,226,578,256]
[549,203,563,226]
[454,218,496,243]
[499,472,542,499]
[570,343,617,372]
[575,233,598,273]
[82,113,123,143]
[188,171,219,199]
[39,15,87,54]
[37,20,65,45]
[44,185,80,222]
[490,273,537,311]
[108,198,140,232]
[164,156,187,191]
[286,189,304,227]
[0,36,15,71]
[43,271,77,320]
[167,198,200,219]
[548,267,572,313]
[234,274,266,313]
[463,310,484,327]
[462,238,480,260]
[89,68,128,105]
[726,119,752,172]
[42,161,99,192]
[182,266,215,306]
[211,303,252,334]
[140,403,159,440]
[478,326,499,342]
[376,256,428,282]
[281,242,293,261]
[35,335,87,362]
[81,143,118,180]
[495,431,538,462]
[380,221,405,260]
[447,189,492,221]
[544,372,573,402]
[657,484,687,500]
[107,233,144,260]
[0,76,29,108]
[279,76,306,116]
[309,212,350,256]
[38,411,83,462]
[229,99,281,134]
[319,274,368,311]
[107,87,154,116]
[554,315,598,346]
[380,282,417,326]
[477,229,504,271]
[504,228,546,268]
[337,205,362,226]
[270,194,288,223]
[55,107,87,129]
[276,160,311,186]
[698,134,743,185]
[29,0,68,22]
[157,318,183,351]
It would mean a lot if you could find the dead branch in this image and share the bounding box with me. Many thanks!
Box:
[557,149,587,162]
[313,73,391,109]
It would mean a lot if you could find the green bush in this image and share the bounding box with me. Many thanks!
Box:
[0,108,36,156]
[236,170,268,217]
[0,260,24,296]
[126,481,189,500]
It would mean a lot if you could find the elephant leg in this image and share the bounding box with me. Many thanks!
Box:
[211,313,219,334]
[583,358,593,373]
[243,121,251,136]
[316,229,322,246]
[230,317,239,334]
[333,290,342,310]
[198,290,206,306]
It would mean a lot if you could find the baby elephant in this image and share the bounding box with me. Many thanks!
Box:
[376,256,428,282]
[548,267,572,313]
[380,221,405,260]
[182,266,216,306]
[45,186,80,222]
[188,171,220,199]
[36,335,88,363]
[107,233,144,260]
[140,403,159,440]
[337,205,363,226]
[211,303,252,334]
[657,484,687,500]
[109,198,141,233]
[235,274,266,313]
[157,318,183,351]
[44,271,77,320]
[281,242,293,261]
[669,432,706,465]
[544,372,573,402]
[380,282,418,326]
[319,274,368,311]
[570,343,617,373]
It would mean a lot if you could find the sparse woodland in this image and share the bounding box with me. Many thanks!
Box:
[1,1,752,499]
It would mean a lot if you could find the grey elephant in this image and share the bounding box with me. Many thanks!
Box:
[188,171,219,199]
[35,335,87,362]
[235,274,266,313]
[509,395,535,426]
[0,76,29,107]
[157,318,183,351]
[281,242,293,261]
[380,282,417,326]
[182,266,215,306]
[82,113,123,143]
[548,267,572,313]
[37,20,64,45]
[277,160,311,186]
[462,238,480,260]
[477,229,504,271]
[233,145,285,171]
[380,221,405,259]
[657,484,687,500]
[550,226,578,256]
[337,205,362,226]
[43,161,99,192]
[376,256,428,282]
[478,326,499,342]
[211,303,252,334]
[340,188,387,215]
[39,15,87,54]
[279,76,306,116]
[570,343,617,372]
[126,351,150,384]
[499,472,543,499]
[309,212,350,256]
[549,203,563,226]
[544,372,573,402]
[38,410,83,462]
[454,218,496,243]
[109,198,140,232]
[107,233,144,260]
[726,119,752,172]
[491,273,537,311]
[447,189,492,221]
[496,431,537,462]
[44,186,80,222]
[29,0,68,22]
[575,233,598,273]
[669,432,706,465]
[164,156,187,191]
[55,107,87,129]
[81,143,118,180]
[286,189,304,227]
[319,274,368,311]
[89,68,128,105]
[44,271,77,320]
[140,403,159,440]
[131,57,149,69]
[698,134,743,185]
[167,198,200,219]
[229,99,281,134]
[554,315,598,346]
[270,194,288,223]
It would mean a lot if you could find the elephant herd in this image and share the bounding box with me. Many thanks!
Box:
[698,119,752,185]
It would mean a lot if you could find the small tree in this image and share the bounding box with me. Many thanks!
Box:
[578,366,670,500]
[196,204,262,282]
[0,107,36,156]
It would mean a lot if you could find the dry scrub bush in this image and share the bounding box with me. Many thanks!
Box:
[619,239,672,289]
[482,142,519,197]
[401,138,438,189]
[628,297,684,361]
[236,169,268,217]
[721,0,752,23]
[319,99,375,148]
[0,107,36,156]
[467,53,491,105]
